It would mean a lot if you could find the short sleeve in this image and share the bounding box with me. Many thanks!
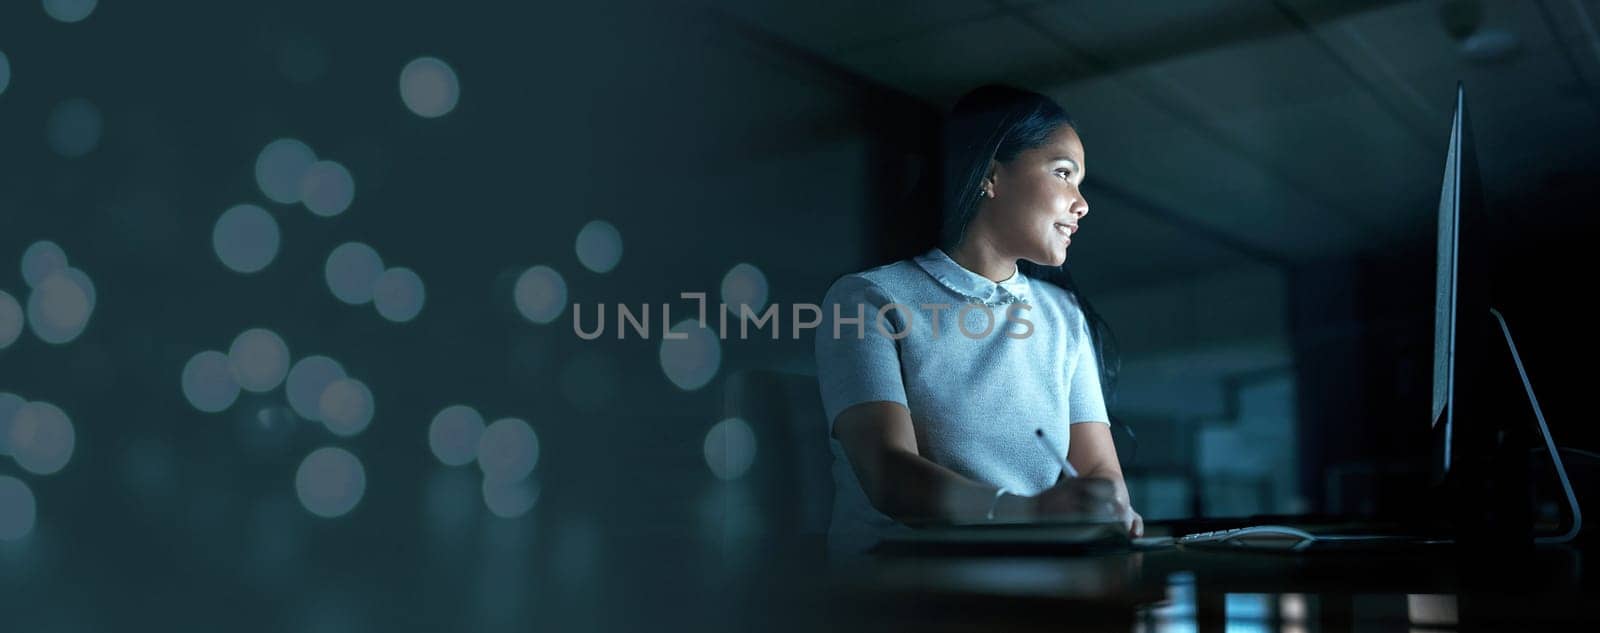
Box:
[1068,318,1110,425]
[814,275,909,429]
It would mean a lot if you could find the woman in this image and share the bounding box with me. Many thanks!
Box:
[815,84,1142,556]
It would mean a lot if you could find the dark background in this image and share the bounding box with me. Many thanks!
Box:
[1,0,1597,630]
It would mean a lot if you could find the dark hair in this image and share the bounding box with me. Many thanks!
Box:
[939,84,1121,411]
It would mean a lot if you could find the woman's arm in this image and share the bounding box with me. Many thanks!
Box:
[833,401,1025,524]
[833,401,1116,525]
[1067,421,1143,536]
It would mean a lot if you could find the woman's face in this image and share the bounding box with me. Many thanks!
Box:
[978,124,1089,268]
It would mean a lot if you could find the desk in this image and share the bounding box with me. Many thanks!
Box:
[819,534,1597,632]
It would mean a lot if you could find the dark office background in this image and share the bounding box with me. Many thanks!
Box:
[2,0,1597,631]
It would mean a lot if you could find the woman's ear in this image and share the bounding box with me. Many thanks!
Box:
[982,160,1000,198]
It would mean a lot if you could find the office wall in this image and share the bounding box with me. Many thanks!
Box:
[1093,262,1299,520]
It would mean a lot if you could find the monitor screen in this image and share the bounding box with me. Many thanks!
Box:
[1431,88,1463,434]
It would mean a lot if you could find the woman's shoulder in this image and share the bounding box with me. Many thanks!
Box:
[823,258,924,300]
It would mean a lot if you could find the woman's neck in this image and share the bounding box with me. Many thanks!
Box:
[947,235,1018,283]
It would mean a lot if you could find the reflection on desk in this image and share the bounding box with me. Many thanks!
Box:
[826,542,1596,632]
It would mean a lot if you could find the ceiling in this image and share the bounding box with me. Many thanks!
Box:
[713,0,1600,291]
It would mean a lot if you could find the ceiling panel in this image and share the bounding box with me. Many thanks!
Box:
[834,14,1072,100]
[711,0,1005,56]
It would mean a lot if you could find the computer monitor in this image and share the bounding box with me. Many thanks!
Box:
[1427,83,1581,544]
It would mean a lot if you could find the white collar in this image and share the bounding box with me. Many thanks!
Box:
[912,247,1031,306]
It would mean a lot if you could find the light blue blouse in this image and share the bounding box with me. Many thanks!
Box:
[814,247,1110,556]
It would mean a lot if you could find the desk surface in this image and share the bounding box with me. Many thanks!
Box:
[814,536,1598,632]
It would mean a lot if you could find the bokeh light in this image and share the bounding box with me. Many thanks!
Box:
[45,98,102,158]
[720,263,769,316]
[255,139,317,204]
[63,267,96,313]
[399,57,460,118]
[0,51,10,97]
[428,405,485,467]
[21,240,68,288]
[213,204,281,274]
[513,265,566,325]
[295,447,366,519]
[182,350,240,413]
[482,477,539,519]
[285,355,345,422]
[0,290,23,349]
[317,378,373,437]
[0,392,23,455]
[26,270,92,344]
[300,160,354,217]
[477,417,538,483]
[324,242,384,305]
[373,267,425,323]
[0,476,35,541]
[228,328,290,392]
[659,319,721,391]
[703,417,757,481]
[575,220,623,274]
[8,400,76,476]
[43,0,97,23]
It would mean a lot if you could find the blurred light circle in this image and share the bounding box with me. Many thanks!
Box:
[0,51,10,97]
[213,204,280,274]
[255,139,317,204]
[318,378,373,437]
[482,477,539,519]
[21,240,68,288]
[659,319,721,391]
[43,0,97,23]
[63,267,95,313]
[0,476,35,541]
[429,405,485,467]
[228,328,290,393]
[285,356,345,422]
[575,220,622,274]
[477,418,538,483]
[703,417,758,481]
[0,392,22,456]
[300,160,354,217]
[373,267,424,323]
[513,265,566,325]
[26,271,91,344]
[182,350,240,413]
[0,290,22,349]
[294,447,366,519]
[399,57,460,118]
[8,400,75,476]
[45,98,101,158]
[720,263,769,316]
[324,242,384,305]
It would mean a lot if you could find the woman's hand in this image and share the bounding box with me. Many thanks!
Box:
[1026,477,1119,520]
[1121,506,1144,538]
[1021,477,1143,537]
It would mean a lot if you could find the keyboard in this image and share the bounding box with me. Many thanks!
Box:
[1177,525,1318,550]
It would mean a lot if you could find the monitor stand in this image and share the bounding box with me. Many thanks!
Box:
[1488,308,1583,544]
